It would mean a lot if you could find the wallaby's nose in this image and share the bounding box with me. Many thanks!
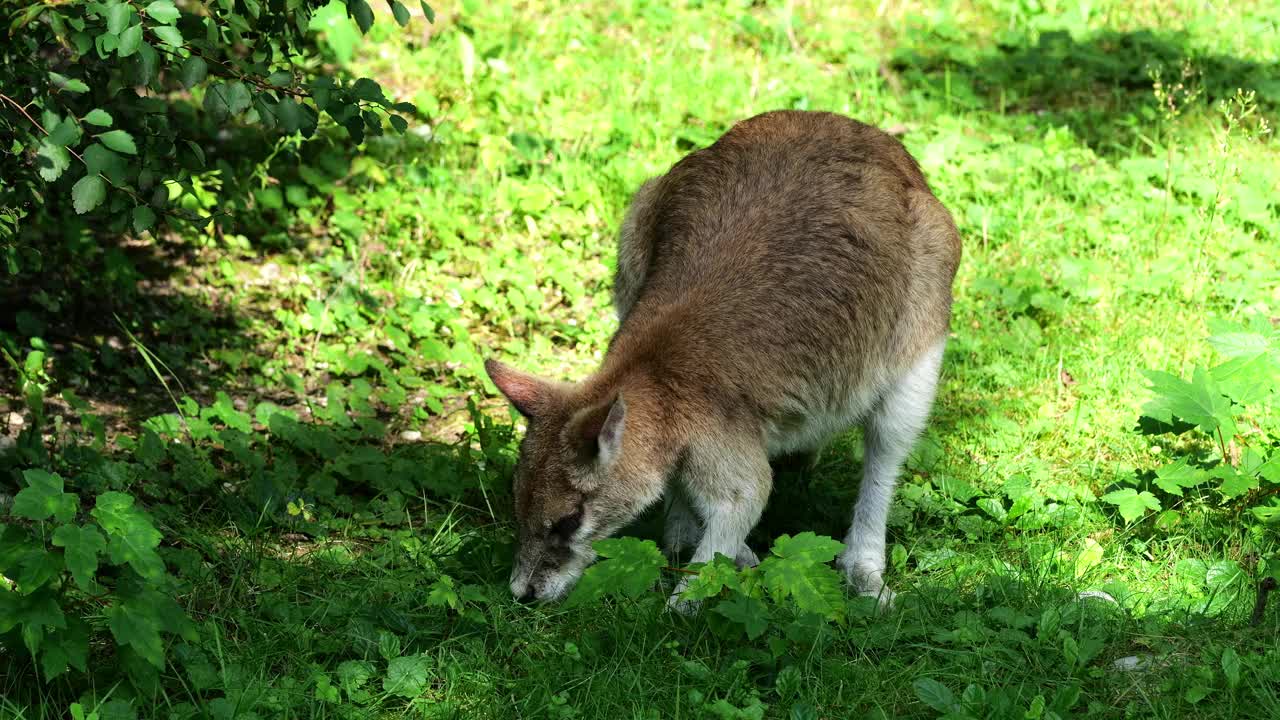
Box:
[516,588,537,604]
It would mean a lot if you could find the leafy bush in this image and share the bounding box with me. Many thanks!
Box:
[0,0,428,275]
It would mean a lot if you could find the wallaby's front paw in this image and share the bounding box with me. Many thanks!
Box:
[839,553,896,612]
[735,544,760,569]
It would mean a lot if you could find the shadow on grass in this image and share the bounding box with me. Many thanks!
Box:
[891,28,1280,153]
[0,127,441,435]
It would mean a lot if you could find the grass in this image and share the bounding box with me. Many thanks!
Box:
[2,0,1280,718]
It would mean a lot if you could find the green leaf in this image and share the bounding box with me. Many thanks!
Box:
[565,537,665,606]
[83,109,113,127]
[12,469,79,523]
[12,547,63,594]
[757,533,846,621]
[420,1,435,22]
[49,72,89,94]
[276,97,302,132]
[1100,488,1161,523]
[1152,457,1207,497]
[51,524,107,591]
[133,206,157,233]
[1213,466,1259,499]
[352,77,384,102]
[97,129,138,155]
[350,0,374,33]
[91,492,165,580]
[145,0,180,23]
[1221,647,1241,689]
[106,596,165,668]
[117,23,143,57]
[389,0,410,26]
[388,114,408,133]
[152,25,183,47]
[769,532,845,564]
[392,101,417,113]
[913,678,957,713]
[759,553,846,621]
[36,141,71,181]
[83,143,125,181]
[711,593,770,639]
[679,554,741,602]
[383,654,431,698]
[49,118,82,147]
[1140,368,1237,438]
[40,618,90,679]
[107,3,135,34]
[180,56,208,88]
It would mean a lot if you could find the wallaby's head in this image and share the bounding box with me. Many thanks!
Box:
[485,359,665,603]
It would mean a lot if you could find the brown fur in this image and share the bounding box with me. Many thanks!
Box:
[488,110,961,603]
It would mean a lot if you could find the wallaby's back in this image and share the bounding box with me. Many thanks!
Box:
[610,111,961,441]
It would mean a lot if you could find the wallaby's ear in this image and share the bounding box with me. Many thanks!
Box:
[485,359,550,418]
[569,395,626,466]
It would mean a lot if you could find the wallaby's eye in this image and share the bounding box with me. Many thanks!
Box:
[550,507,583,540]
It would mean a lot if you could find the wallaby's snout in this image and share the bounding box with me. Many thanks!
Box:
[486,360,665,603]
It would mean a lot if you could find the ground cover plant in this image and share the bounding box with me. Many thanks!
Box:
[2,0,1279,717]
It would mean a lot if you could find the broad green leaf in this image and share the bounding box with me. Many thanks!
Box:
[97,129,137,155]
[152,25,183,47]
[1221,647,1241,689]
[1152,457,1207,497]
[49,118,82,147]
[768,532,845,565]
[117,23,143,57]
[389,0,410,26]
[72,175,106,214]
[759,553,846,621]
[51,524,106,591]
[352,77,384,102]
[388,114,408,133]
[49,72,89,93]
[12,547,63,593]
[420,1,434,22]
[83,109,113,127]
[711,593,770,639]
[276,97,302,132]
[12,469,79,523]
[337,659,375,693]
[91,492,165,580]
[1213,466,1259,499]
[1210,354,1279,405]
[1100,488,1161,523]
[133,206,157,233]
[1140,368,1237,438]
[105,597,165,668]
[565,537,665,606]
[383,654,431,697]
[180,56,208,88]
[350,0,374,33]
[83,143,125,180]
[0,587,65,637]
[913,678,957,713]
[678,554,741,602]
[145,0,179,23]
[36,141,70,181]
[106,3,135,34]
[40,617,89,680]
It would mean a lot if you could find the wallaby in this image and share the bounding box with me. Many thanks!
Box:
[485,110,961,608]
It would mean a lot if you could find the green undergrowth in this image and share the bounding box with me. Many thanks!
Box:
[3,0,1280,718]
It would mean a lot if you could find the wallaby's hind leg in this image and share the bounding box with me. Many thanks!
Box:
[613,178,662,322]
[838,339,945,609]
